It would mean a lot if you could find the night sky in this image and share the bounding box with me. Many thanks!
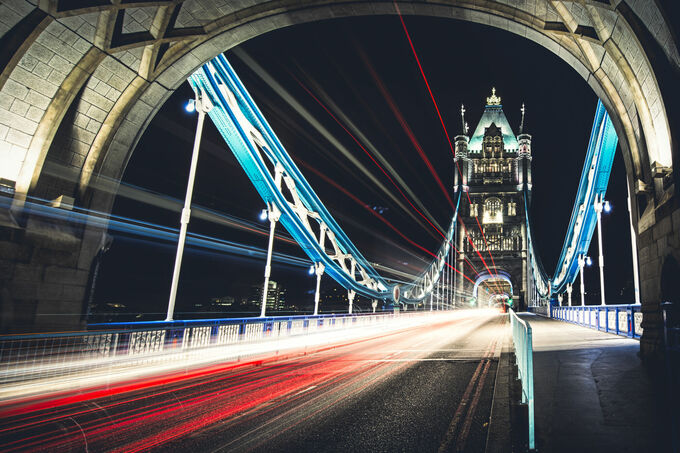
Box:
[94,16,635,318]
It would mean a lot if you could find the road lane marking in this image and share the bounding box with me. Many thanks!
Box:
[294,386,317,395]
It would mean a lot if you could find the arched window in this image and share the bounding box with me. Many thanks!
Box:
[483,197,503,224]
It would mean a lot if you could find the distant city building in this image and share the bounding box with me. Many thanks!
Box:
[248,280,286,311]
[210,296,235,308]
[320,286,349,311]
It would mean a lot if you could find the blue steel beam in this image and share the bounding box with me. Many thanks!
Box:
[187,55,459,304]
[525,100,618,297]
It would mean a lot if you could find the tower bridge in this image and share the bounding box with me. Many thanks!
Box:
[454,89,531,310]
[0,2,679,451]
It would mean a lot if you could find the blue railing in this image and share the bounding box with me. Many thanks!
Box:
[509,309,535,450]
[549,304,643,339]
[0,312,399,385]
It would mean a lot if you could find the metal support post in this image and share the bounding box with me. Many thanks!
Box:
[348,289,355,314]
[260,202,281,317]
[313,262,325,316]
[578,255,586,306]
[567,283,572,306]
[626,184,641,305]
[166,91,212,322]
[594,194,606,305]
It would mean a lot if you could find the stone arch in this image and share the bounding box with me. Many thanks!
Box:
[0,2,673,210]
[0,2,676,356]
[473,270,513,301]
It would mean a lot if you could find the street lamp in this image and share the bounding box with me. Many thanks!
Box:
[166,89,213,322]
[594,194,609,306]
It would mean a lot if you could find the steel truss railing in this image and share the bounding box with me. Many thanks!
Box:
[525,100,619,302]
[187,54,459,305]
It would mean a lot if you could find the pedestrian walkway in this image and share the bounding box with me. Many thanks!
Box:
[519,313,673,452]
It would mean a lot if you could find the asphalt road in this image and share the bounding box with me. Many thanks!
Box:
[0,310,506,452]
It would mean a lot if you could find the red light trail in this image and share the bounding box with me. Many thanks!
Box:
[292,74,448,241]
[297,158,478,286]
[0,313,500,451]
[292,73,490,290]
[355,46,454,210]
[393,3,501,290]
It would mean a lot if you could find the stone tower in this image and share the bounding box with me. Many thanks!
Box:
[454,89,532,309]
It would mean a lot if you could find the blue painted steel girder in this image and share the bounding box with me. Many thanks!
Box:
[187,54,459,304]
[525,100,618,297]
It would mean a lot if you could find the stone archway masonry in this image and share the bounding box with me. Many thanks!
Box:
[0,1,677,359]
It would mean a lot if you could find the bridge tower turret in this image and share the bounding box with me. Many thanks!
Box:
[454,88,531,309]
[517,101,533,201]
[454,134,469,191]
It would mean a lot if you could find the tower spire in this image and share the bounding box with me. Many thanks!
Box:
[460,104,467,135]
[519,103,526,134]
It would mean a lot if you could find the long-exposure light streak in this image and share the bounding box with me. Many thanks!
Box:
[230,47,433,234]
[0,312,488,451]
[292,73,483,288]
[296,159,479,286]
[42,160,298,244]
[393,4,502,289]
[393,2,455,159]
[354,47,455,210]
[6,196,310,269]
[294,62,446,232]
[260,101,441,260]
[292,74,450,242]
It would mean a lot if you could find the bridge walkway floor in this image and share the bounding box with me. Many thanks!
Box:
[518,313,673,452]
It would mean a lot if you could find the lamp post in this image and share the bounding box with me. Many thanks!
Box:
[259,202,281,317]
[166,90,212,322]
[348,289,355,314]
[594,194,610,306]
[313,262,324,315]
[577,254,590,306]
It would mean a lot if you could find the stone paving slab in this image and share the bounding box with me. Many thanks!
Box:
[519,313,673,452]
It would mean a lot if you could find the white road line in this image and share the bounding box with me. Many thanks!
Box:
[294,385,318,395]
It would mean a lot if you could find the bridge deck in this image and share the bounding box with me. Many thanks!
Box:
[520,313,672,452]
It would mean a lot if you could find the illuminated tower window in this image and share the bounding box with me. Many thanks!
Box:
[483,197,503,224]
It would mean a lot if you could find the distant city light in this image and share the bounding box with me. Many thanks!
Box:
[259,209,268,221]
[185,99,196,113]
